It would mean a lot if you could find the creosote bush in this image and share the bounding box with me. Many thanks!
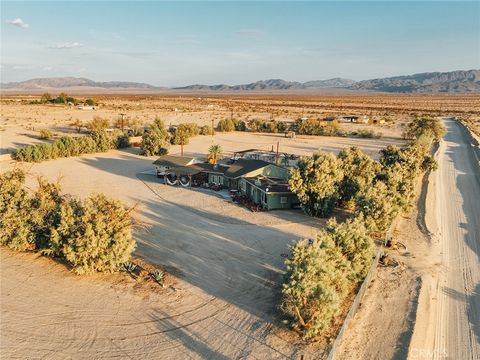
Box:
[283,117,444,340]
[15,130,128,163]
[282,216,373,339]
[216,118,236,132]
[0,170,136,274]
[39,129,53,140]
[141,118,170,156]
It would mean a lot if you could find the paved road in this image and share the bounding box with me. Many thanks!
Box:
[427,119,480,359]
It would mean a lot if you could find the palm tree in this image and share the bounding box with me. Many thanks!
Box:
[208,144,223,165]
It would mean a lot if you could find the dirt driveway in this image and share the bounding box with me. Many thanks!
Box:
[0,123,407,359]
[1,150,328,359]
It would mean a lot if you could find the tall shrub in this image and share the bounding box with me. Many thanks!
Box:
[53,194,136,274]
[282,234,353,339]
[289,152,343,217]
[0,170,35,251]
[141,118,170,156]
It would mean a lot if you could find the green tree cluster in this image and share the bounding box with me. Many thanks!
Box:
[289,152,344,217]
[289,118,444,228]
[199,125,215,135]
[170,123,199,145]
[283,117,444,339]
[282,217,373,339]
[0,170,135,274]
[141,118,170,156]
[216,118,236,132]
[403,116,446,141]
[15,130,128,162]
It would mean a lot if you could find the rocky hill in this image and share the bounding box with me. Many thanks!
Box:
[351,69,480,93]
[1,77,160,90]
[174,78,355,91]
[2,70,479,93]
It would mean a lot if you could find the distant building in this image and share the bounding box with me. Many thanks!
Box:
[342,115,359,123]
[77,105,96,110]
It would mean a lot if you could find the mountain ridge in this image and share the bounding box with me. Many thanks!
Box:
[2,70,479,93]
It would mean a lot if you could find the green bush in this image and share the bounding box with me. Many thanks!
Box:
[338,147,381,209]
[199,125,215,135]
[289,152,344,217]
[357,129,382,139]
[87,117,109,132]
[141,118,171,156]
[0,170,136,275]
[0,170,36,251]
[283,116,442,340]
[403,117,445,141]
[116,134,131,149]
[53,194,136,274]
[325,217,374,281]
[236,120,247,131]
[15,131,125,162]
[282,232,353,339]
[216,119,236,132]
[39,129,53,140]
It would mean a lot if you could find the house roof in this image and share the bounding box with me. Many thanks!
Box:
[224,159,270,179]
[153,155,195,167]
[190,163,229,174]
[244,176,293,194]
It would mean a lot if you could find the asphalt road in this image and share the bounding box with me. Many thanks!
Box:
[430,119,480,359]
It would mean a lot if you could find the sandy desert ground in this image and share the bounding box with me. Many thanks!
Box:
[1,95,479,359]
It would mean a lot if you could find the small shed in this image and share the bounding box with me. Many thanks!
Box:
[342,116,359,123]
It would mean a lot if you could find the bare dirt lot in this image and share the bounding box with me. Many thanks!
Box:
[0,131,401,359]
[2,95,478,359]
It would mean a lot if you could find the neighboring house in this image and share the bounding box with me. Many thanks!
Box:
[152,156,299,210]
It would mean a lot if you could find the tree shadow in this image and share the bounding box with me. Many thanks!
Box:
[442,284,480,345]
[147,309,231,360]
[439,119,480,346]
[133,195,311,324]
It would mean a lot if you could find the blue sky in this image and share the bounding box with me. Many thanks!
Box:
[1,1,479,86]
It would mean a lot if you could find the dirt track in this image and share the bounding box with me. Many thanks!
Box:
[409,119,480,359]
[1,150,329,359]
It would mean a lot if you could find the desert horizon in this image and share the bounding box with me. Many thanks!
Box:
[2,1,479,359]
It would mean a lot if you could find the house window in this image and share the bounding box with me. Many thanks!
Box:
[211,175,222,184]
[240,180,246,192]
[262,192,267,204]
[280,196,288,204]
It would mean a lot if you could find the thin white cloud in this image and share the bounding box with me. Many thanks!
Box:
[42,66,53,71]
[48,42,83,49]
[12,65,34,70]
[234,29,265,38]
[8,18,29,29]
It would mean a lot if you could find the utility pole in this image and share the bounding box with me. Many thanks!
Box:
[211,118,214,137]
[276,141,279,165]
[119,113,126,132]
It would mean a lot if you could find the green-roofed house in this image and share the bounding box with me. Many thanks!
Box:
[152,156,299,210]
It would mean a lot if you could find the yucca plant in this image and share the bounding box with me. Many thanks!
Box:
[151,269,165,287]
[123,262,137,273]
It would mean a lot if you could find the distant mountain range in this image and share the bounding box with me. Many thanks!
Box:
[1,77,160,90]
[173,78,356,91]
[351,70,480,93]
[2,70,479,93]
